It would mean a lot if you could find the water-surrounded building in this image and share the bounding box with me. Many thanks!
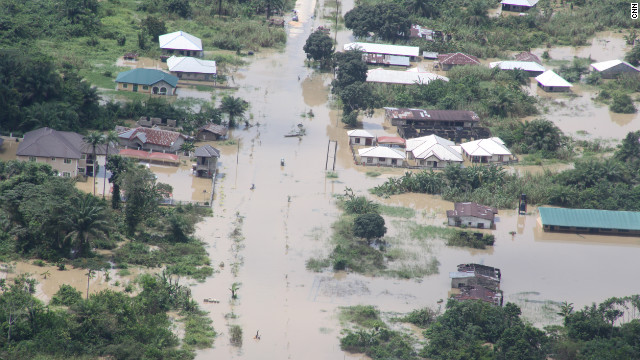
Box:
[501,0,539,12]
[357,146,405,166]
[405,134,463,168]
[447,202,498,229]
[366,68,449,85]
[194,145,220,178]
[535,70,572,92]
[539,207,640,235]
[115,68,178,95]
[384,107,484,141]
[590,60,640,79]
[159,31,204,58]
[489,61,545,76]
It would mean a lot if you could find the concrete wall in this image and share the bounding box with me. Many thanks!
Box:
[197,131,223,141]
[173,72,215,81]
[416,155,454,168]
[350,136,374,146]
[598,65,640,79]
[162,49,203,58]
[17,155,79,177]
[118,81,176,95]
[538,83,570,92]
[448,215,492,229]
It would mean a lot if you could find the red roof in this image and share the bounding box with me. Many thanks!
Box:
[438,53,480,65]
[118,127,184,147]
[119,149,179,163]
[376,136,406,145]
[514,51,542,65]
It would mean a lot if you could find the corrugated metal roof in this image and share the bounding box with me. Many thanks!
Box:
[535,70,572,87]
[159,31,203,51]
[115,68,179,87]
[358,146,405,159]
[514,51,542,64]
[347,129,375,138]
[344,42,419,57]
[167,56,216,74]
[406,135,462,161]
[446,202,497,221]
[490,61,545,72]
[437,53,480,65]
[17,127,110,159]
[461,137,511,157]
[367,68,449,85]
[194,144,220,158]
[501,0,539,6]
[539,207,640,230]
[118,127,185,147]
[591,60,639,72]
[384,107,478,122]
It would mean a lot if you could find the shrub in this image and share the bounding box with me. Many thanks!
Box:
[610,93,636,114]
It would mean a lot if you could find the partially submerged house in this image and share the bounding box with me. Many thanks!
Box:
[590,60,640,79]
[196,123,228,141]
[450,263,501,290]
[117,126,187,153]
[409,24,437,40]
[358,146,405,166]
[405,134,462,168]
[539,207,640,235]
[501,0,539,12]
[437,52,480,70]
[16,127,112,177]
[115,68,178,95]
[366,68,449,85]
[167,56,217,81]
[159,31,203,58]
[489,61,545,76]
[447,202,498,229]
[384,107,481,140]
[514,51,542,65]
[376,136,405,148]
[535,70,572,92]
[363,53,410,67]
[347,129,375,146]
[453,285,503,306]
[344,42,420,62]
[194,144,220,178]
[460,137,513,164]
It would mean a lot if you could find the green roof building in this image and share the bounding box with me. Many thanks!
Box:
[115,68,179,95]
[539,207,640,235]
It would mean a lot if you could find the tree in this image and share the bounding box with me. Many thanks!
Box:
[344,3,410,42]
[121,165,168,235]
[180,141,195,156]
[610,93,636,114]
[84,131,103,196]
[220,96,248,127]
[625,44,640,66]
[142,16,167,42]
[106,155,131,210]
[64,193,111,257]
[615,131,640,164]
[338,82,376,115]
[303,30,334,65]
[101,131,119,200]
[332,50,368,92]
[352,213,386,244]
[230,282,240,299]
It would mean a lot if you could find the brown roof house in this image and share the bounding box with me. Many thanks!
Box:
[514,51,542,65]
[449,263,503,306]
[117,127,186,153]
[194,144,220,178]
[453,285,503,306]
[447,202,498,229]
[196,123,228,141]
[16,127,112,178]
[384,107,481,140]
[437,52,480,70]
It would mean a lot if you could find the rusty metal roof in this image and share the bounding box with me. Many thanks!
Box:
[118,127,185,147]
[446,202,498,221]
[437,52,480,65]
[514,51,542,64]
[384,107,479,122]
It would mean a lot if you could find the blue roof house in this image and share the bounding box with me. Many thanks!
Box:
[115,68,179,95]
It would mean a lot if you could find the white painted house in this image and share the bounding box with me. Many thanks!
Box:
[501,0,539,12]
[159,31,203,57]
[590,60,640,79]
[460,137,513,164]
[535,70,572,92]
[358,146,405,166]
[167,56,217,81]
[347,129,375,146]
[405,134,462,168]
[447,202,498,229]
[366,68,449,85]
[344,42,420,59]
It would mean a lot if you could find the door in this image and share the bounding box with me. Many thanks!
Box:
[433,161,437,168]
[133,84,138,92]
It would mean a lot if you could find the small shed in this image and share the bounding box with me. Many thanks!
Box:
[347,129,375,146]
[376,136,405,148]
[450,263,501,290]
[535,70,572,92]
[501,0,539,12]
[197,123,228,141]
[423,51,439,60]
[123,52,138,61]
[437,53,480,71]
[194,145,220,178]
[447,202,498,229]
[358,146,405,166]
[590,60,640,79]
[489,61,545,77]
[460,137,513,163]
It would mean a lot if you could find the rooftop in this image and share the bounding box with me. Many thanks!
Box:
[514,51,542,64]
[159,31,203,51]
[461,137,511,157]
[453,285,502,305]
[489,61,545,72]
[115,68,179,87]
[366,68,449,85]
[167,56,216,74]
[358,146,405,159]
[198,123,228,136]
[405,134,462,161]
[590,59,639,72]
[501,0,539,6]
[194,144,221,158]
[446,203,498,221]
[376,136,405,145]
[344,42,420,57]
[347,129,375,138]
[437,52,480,65]
[535,70,572,87]
[17,127,110,159]
[117,127,185,147]
[539,207,640,231]
[384,107,479,122]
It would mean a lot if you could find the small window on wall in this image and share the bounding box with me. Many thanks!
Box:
[29,156,36,162]
[64,158,72,164]
[51,157,56,161]
[366,157,373,164]
[62,172,71,177]
[143,85,149,90]
[123,83,128,88]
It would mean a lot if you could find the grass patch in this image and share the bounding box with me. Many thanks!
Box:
[408,223,456,240]
[306,257,331,272]
[219,139,237,146]
[326,171,339,178]
[365,171,381,177]
[395,307,438,329]
[379,205,415,219]
[447,231,495,250]
[340,305,383,328]
[229,325,243,347]
[182,311,217,350]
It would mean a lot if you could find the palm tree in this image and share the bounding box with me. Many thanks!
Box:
[101,131,119,200]
[84,131,104,196]
[65,193,111,258]
[220,96,248,128]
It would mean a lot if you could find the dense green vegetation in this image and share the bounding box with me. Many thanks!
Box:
[0,272,215,359]
[341,296,640,360]
[372,131,640,210]
[447,231,495,249]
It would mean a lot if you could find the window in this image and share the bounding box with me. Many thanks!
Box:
[64,158,72,164]
[29,156,36,162]
[81,154,87,160]
[79,168,85,174]
[143,85,149,90]
[51,157,56,161]
[378,158,385,162]
[160,87,167,94]
[62,172,71,177]
[123,83,128,88]
[366,157,373,164]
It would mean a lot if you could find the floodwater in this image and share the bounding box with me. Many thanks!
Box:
[530,31,632,63]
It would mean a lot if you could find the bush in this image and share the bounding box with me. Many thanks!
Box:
[50,284,83,306]
[610,93,636,114]
[447,231,495,249]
